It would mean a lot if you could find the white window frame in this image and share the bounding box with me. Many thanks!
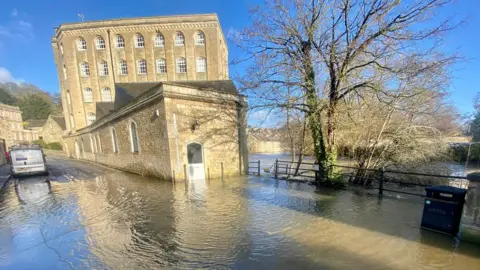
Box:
[119,60,128,75]
[77,37,87,51]
[87,112,96,126]
[70,114,75,128]
[154,33,164,47]
[83,88,93,103]
[90,135,96,153]
[129,120,139,153]
[67,90,71,105]
[196,57,207,73]
[137,59,147,74]
[98,61,109,76]
[101,87,112,102]
[156,58,167,74]
[63,65,67,80]
[176,58,187,73]
[96,133,102,153]
[96,36,106,50]
[111,127,119,153]
[174,32,185,46]
[135,34,145,48]
[80,62,90,77]
[115,35,125,48]
[195,31,205,45]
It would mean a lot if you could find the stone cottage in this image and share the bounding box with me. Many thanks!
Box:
[63,80,248,181]
[40,115,66,143]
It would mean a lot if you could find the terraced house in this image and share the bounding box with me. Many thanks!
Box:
[52,14,248,180]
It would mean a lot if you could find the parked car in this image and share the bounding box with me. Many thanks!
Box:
[9,145,48,177]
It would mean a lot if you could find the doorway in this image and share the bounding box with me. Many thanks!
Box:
[187,142,205,180]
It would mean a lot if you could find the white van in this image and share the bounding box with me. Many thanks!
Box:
[9,146,48,177]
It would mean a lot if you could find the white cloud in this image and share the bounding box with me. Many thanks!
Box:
[11,8,18,17]
[0,67,24,84]
[227,27,242,43]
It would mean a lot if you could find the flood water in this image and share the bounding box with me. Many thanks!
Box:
[1,157,480,269]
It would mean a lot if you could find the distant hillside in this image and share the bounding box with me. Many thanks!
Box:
[0,82,53,101]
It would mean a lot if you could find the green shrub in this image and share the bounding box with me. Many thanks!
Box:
[47,142,63,151]
[32,139,48,149]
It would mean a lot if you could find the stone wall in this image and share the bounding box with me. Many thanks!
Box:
[66,99,172,179]
[41,118,64,143]
[462,173,480,245]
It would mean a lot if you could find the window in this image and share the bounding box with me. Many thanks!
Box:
[90,135,96,153]
[83,88,93,103]
[175,32,185,46]
[49,123,53,129]
[135,34,145,48]
[119,60,128,75]
[70,114,75,128]
[129,121,139,153]
[80,62,90,77]
[17,123,21,129]
[96,36,105,50]
[77,37,87,51]
[154,33,164,47]
[156,58,167,74]
[67,90,71,105]
[98,61,109,76]
[111,128,118,153]
[137,59,147,74]
[96,133,102,153]
[60,43,64,55]
[63,65,67,80]
[19,133,23,141]
[11,123,14,129]
[115,35,125,48]
[102,87,112,102]
[195,31,205,45]
[196,57,207,73]
[176,58,187,73]
[87,112,96,125]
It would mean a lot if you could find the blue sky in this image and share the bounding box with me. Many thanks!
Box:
[0,0,478,117]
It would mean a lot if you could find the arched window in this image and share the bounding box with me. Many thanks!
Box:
[70,114,75,128]
[174,32,185,46]
[66,90,71,105]
[156,58,167,74]
[63,65,67,79]
[60,43,64,55]
[101,87,112,102]
[129,121,139,153]
[80,62,90,77]
[196,57,207,73]
[135,34,145,48]
[90,134,96,153]
[111,127,119,153]
[176,58,187,73]
[115,35,125,48]
[137,59,147,74]
[96,36,105,50]
[119,60,128,75]
[96,133,102,153]
[98,60,108,76]
[195,31,205,45]
[87,112,96,125]
[83,88,93,103]
[154,33,164,47]
[77,37,87,51]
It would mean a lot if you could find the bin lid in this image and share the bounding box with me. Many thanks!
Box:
[425,185,467,195]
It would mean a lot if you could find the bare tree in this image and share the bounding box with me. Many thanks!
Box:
[236,0,459,181]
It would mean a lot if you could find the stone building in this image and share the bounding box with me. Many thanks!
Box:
[247,128,285,153]
[52,13,229,132]
[54,14,248,180]
[0,103,39,148]
[39,115,66,143]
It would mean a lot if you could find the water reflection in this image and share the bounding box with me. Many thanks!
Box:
[14,177,52,204]
[1,169,480,269]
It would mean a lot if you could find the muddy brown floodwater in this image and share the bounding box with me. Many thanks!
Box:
[0,157,479,269]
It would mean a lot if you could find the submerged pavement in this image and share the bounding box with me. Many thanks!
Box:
[0,156,479,269]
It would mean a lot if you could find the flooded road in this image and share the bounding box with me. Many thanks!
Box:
[1,156,480,269]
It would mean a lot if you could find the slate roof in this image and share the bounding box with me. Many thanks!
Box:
[50,116,66,130]
[164,80,238,95]
[96,102,116,119]
[25,119,47,128]
[114,82,161,110]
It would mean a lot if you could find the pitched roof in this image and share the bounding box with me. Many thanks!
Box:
[50,116,66,130]
[96,102,116,119]
[25,119,47,128]
[114,82,161,110]
[164,80,238,95]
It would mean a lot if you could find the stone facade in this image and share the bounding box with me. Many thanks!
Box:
[39,115,66,143]
[52,14,229,133]
[247,128,285,153]
[0,103,39,148]
[63,82,248,180]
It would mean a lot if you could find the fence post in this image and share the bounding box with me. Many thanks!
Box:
[183,164,187,182]
[258,160,261,176]
[221,162,224,182]
[275,159,278,179]
[379,167,385,195]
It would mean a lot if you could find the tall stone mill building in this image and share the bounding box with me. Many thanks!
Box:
[51,14,248,180]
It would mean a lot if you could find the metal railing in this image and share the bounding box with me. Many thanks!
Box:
[272,159,469,197]
[248,160,261,176]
